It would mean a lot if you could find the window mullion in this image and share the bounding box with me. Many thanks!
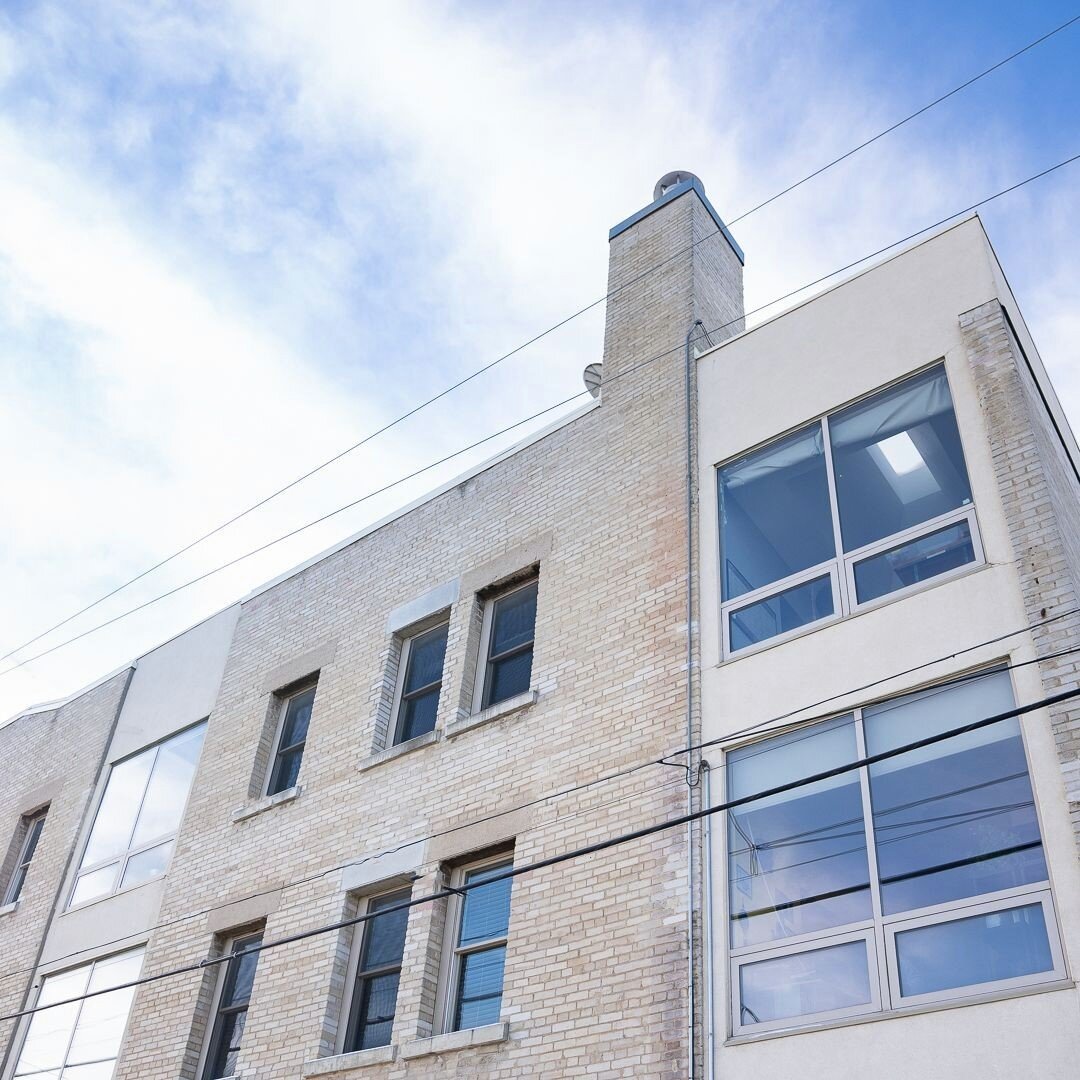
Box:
[853,710,891,1008]
[819,417,849,615]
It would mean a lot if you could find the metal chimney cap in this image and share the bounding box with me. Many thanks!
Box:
[653,171,702,201]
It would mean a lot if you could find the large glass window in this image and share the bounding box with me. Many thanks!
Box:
[726,670,1062,1035]
[393,624,448,744]
[445,855,514,1031]
[70,724,206,908]
[718,365,980,655]
[203,932,262,1080]
[13,948,144,1079]
[344,890,410,1051]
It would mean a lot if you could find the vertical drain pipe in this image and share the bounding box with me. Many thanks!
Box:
[702,762,717,1080]
[684,319,706,1080]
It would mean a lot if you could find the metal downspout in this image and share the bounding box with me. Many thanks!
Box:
[684,319,706,1080]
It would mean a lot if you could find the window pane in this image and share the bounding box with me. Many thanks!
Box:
[829,366,972,552]
[397,690,439,742]
[269,747,303,794]
[718,424,835,601]
[280,688,316,750]
[226,937,263,1006]
[66,985,137,1065]
[896,903,1053,997]
[490,583,537,656]
[455,946,506,1030]
[355,971,400,1050]
[61,1064,116,1079]
[854,519,976,603]
[865,671,1046,915]
[728,574,834,651]
[120,839,174,890]
[460,864,513,945]
[361,894,410,969]
[727,716,871,948]
[70,862,121,907]
[403,625,448,693]
[131,724,205,847]
[485,649,533,706]
[80,751,155,868]
[739,939,871,1025]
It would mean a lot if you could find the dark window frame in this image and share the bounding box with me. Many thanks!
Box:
[342,888,411,1052]
[202,930,263,1080]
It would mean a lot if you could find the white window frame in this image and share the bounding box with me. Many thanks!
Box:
[435,851,514,1034]
[723,668,1066,1039]
[337,885,412,1055]
[265,680,318,797]
[3,807,47,906]
[718,362,984,660]
[11,946,145,1080]
[472,579,538,714]
[68,721,206,911]
[390,621,449,746]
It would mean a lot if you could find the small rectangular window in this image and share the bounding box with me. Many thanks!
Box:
[267,685,316,796]
[203,932,263,1080]
[479,580,537,711]
[13,947,144,1078]
[393,624,448,744]
[446,856,514,1031]
[4,808,47,906]
[343,889,411,1052]
[71,722,206,908]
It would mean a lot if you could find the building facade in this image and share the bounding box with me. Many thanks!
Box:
[698,214,1080,1078]
[0,178,1077,1080]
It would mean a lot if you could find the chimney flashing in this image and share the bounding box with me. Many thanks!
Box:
[608,176,745,265]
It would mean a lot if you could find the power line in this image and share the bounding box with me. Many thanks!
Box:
[4,148,1079,686]
[5,683,1077,1024]
[4,14,1076,671]
[1,621,1074,990]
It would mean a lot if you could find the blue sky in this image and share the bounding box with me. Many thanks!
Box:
[1,0,1078,719]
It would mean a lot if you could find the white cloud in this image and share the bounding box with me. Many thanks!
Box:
[0,0,1077,720]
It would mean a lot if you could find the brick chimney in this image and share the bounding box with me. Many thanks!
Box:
[599,172,744,397]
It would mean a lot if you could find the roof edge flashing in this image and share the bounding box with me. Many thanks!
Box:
[608,177,745,265]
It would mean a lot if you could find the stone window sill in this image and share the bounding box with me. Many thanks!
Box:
[231,785,302,824]
[301,1044,396,1075]
[357,730,440,773]
[445,690,538,739]
[401,1022,509,1059]
[0,900,19,918]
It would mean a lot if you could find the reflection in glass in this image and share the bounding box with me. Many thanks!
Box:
[728,575,833,651]
[828,365,972,552]
[482,583,537,709]
[13,949,144,1079]
[866,670,1046,915]
[896,903,1053,997]
[346,890,410,1052]
[739,940,871,1025]
[853,519,976,603]
[727,716,871,948]
[120,840,175,891]
[452,861,513,1032]
[131,725,205,846]
[718,424,835,601]
[204,933,262,1080]
[396,624,448,743]
[268,688,316,796]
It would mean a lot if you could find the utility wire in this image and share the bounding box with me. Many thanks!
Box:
[4,13,1076,671]
[5,684,1078,1024]
[0,626,1074,989]
[4,148,1079,686]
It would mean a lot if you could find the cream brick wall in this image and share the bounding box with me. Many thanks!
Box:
[0,671,130,1076]
[96,183,745,1079]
